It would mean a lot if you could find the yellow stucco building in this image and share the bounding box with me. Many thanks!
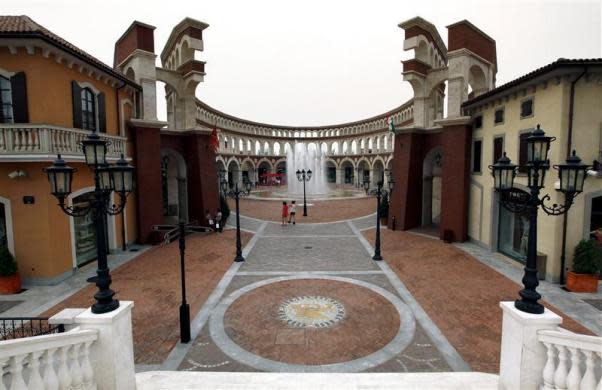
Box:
[464,59,602,283]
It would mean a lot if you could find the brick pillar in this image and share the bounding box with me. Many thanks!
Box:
[184,132,219,225]
[388,132,423,230]
[132,126,163,244]
[440,121,471,242]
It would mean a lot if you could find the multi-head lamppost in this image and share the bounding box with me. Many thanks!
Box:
[220,172,251,262]
[296,169,312,217]
[364,170,395,261]
[44,132,134,314]
[490,124,589,314]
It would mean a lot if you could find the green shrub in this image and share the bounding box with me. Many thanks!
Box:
[0,245,17,277]
[572,239,600,275]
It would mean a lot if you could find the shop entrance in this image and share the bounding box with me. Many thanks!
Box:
[72,192,109,267]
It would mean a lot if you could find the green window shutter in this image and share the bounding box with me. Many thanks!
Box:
[97,92,106,133]
[10,72,29,123]
[71,81,82,128]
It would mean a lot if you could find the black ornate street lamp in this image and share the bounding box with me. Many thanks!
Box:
[296,169,312,217]
[364,171,395,261]
[44,132,134,314]
[490,124,589,314]
[220,175,251,262]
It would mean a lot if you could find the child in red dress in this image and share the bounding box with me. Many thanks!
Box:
[281,201,289,226]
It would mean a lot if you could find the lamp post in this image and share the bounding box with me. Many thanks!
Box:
[220,175,251,262]
[490,124,589,314]
[44,132,134,314]
[296,169,312,217]
[364,171,395,261]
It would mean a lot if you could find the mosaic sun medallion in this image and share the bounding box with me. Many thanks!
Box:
[278,296,345,328]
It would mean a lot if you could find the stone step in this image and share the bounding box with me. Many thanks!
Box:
[136,371,499,389]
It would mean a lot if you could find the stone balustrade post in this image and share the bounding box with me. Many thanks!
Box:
[498,301,562,390]
[51,301,136,390]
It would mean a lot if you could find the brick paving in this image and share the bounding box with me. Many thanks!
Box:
[230,197,375,223]
[43,230,251,364]
[362,228,593,373]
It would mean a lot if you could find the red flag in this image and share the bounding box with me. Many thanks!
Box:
[209,123,219,152]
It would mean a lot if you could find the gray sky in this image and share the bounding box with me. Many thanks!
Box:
[6,0,602,125]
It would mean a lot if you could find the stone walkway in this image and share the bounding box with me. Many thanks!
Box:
[167,215,469,373]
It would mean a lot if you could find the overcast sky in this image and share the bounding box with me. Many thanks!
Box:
[5,0,602,125]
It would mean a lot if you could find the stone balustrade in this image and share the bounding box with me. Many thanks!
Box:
[0,327,98,389]
[538,329,602,390]
[0,125,127,160]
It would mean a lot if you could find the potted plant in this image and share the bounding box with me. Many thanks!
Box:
[0,245,20,294]
[566,239,600,293]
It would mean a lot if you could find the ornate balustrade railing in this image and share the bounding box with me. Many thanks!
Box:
[0,124,126,160]
[0,326,98,389]
[1,317,64,341]
[538,328,602,390]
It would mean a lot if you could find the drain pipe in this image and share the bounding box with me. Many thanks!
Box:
[116,81,128,251]
[559,67,587,284]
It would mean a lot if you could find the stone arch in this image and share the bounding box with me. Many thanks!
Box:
[161,148,188,224]
[320,142,328,155]
[273,141,281,156]
[422,146,443,227]
[241,158,255,184]
[372,158,385,186]
[331,141,339,155]
[351,140,358,154]
[257,158,273,185]
[339,158,355,185]
[468,64,488,98]
[227,158,241,187]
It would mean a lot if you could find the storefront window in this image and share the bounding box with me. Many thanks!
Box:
[498,189,529,262]
[73,193,107,266]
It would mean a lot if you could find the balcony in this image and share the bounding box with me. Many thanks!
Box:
[0,124,127,161]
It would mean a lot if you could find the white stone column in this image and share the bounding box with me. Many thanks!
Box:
[498,301,562,390]
[74,301,136,390]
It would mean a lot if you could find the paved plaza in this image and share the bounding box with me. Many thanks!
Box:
[5,200,599,375]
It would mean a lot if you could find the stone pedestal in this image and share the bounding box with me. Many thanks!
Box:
[498,301,562,390]
[75,301,136,390]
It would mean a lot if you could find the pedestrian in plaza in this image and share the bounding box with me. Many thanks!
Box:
[288,200,297,225]
[205,209,215,231]
[281,201,289,226]
[215,208,223,233]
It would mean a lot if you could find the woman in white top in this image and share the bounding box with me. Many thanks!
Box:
[288,200,297,225]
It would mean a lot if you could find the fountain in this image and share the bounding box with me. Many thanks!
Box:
[286,143,329,196]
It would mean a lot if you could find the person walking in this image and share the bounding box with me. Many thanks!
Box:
[215,208,223,233]
[281,201,289,226]
[288,200,297,225]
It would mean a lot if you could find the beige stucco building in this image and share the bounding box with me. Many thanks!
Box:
[464,59,602,283]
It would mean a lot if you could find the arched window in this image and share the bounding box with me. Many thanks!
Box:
[81,88,96,131]
[0,76,13,124]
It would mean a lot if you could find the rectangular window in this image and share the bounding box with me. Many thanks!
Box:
[0,76,13,124]
[474,115,483,129]
[472,140,482,173]
[518,132,532,173]
[493,136,504,163]
[494,108,504,124]
[521,98,533,118]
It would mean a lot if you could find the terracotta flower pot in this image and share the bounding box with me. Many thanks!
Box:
[566,271,599,293]
[0,273,21,294]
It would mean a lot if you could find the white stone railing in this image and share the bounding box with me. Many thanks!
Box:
[0,125,126,160]
[0,327,98,389]
[538,329,602,390]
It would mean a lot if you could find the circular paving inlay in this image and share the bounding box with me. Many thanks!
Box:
[211,275,416,371]
[278,295,345,328]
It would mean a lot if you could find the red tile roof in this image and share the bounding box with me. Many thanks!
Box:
[463,58,602,108]
[0,15,139,88]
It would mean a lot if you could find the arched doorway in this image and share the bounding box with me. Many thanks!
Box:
[326,160,337,183]
[357,160,370,186]
[257,160,272,185]
[340,160,355,185]
[161,149,188,225]
[276,160,287,186]
[372,159,384,187]
[0,196,14,255]
[241,159,255,186]
[422,147,442,227]
[227,160,240,188]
